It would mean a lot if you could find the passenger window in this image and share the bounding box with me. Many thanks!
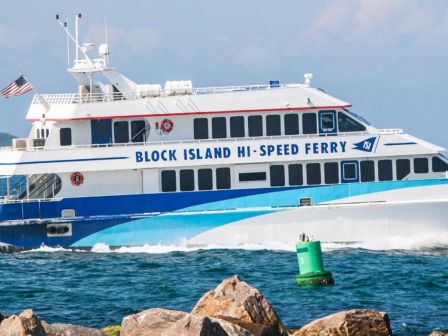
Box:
[161,170,176,192]
[284,114,299,135]
[212,117,227,139]
[360,161,375,182]
[248,115,263,137]
[266,115,281,136]
[216,168,231,189]
[414,158,428,174]
[131,120,147,143]
[239,172,267,182]
[230,116,245,138]
[378,160,393,181]
[180,169,194,191]
[60,128,72,146]
[338,112,366,132]
[288,164,303,186]
[302,113,317,134]
[396,159,410,180]
[320,111,336,132]
[114,121,129,143]
[270,165,285,187]
[194,118,208,139]
[324,162,339,184]
[432,157,448,172]
[198,169,213,190]
[306,163,321,185]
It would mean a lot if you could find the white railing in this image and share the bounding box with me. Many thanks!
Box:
[31,84,289,106]
[0,130,404,153]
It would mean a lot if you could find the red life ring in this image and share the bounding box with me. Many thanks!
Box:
[70,172,84,186]
[160,119,174,134]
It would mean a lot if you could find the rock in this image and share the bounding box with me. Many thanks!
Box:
[218,316,281,336]
[429,332,448,336]
[292,309,392,336]
[163,314,253,336]
[101,325,121,336]
[42,321,105,335]
[0,312,4,324]
[192,275,287,336]
[121,308,188,336]
[0,309,46,336]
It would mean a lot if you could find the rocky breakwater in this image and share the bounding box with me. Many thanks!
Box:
[0,275,445,335]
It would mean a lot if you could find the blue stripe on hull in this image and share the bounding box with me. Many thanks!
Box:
[0,179,447,248]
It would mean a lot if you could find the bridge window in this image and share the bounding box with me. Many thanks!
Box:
[360,161,375,182]
[414,158,428,174]
[396,159,410,180]
[60,128,72,146]
[378,160,393,181]
[248,115,263,137]
[198,169,213,190]
[432,157,448,172]
[324,162,339,184]
[270,165,285,186]
[180,169,195,191]
[284,113,299,135]
[288,164,303,185]
[338,112,366,132]
[266,115,281,136]
[114,121,129,143]
[239,172,266,182]
[230,116,245,138]
[161,170,176,192]
[131,120,147,143]
[212,117,227,139]
[216,168,231,189]
[306,163,321,185]
[302,113,317,134]
[194,118,209,139]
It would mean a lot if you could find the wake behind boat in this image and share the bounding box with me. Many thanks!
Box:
[0,16,447,249]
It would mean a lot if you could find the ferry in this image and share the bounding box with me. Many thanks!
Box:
[0,17,447,249]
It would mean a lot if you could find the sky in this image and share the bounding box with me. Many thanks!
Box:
[0,0,447,149]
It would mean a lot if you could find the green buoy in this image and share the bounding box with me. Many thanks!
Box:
[295,234,334,286]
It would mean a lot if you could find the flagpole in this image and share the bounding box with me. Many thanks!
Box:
[19,72,50,113]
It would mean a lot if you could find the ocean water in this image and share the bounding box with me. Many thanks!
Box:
[0,244,447,336]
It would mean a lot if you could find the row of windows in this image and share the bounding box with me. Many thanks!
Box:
[161,168,231,192]
[113,120,147,143]
[160,156,448,192]
[193,111,366,140]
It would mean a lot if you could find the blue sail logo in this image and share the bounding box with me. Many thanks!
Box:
[352,137,377,152]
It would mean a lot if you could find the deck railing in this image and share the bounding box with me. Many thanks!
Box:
[31,84,287,106]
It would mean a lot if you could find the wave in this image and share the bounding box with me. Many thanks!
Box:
[20,234,448,255]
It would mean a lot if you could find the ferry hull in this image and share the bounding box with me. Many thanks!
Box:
[0,200,447,249]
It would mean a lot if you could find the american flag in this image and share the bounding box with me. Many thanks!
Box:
[1,75,33,98]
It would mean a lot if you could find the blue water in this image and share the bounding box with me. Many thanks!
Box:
[0,247,446,336]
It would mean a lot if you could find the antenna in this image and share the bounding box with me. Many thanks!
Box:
[65,20,70,67]
[75,13,81,61]
[104,16,110,65]
[55,13,94,66]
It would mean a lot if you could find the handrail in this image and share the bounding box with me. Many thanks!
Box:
[0,130,404,153]
[31,84,294,106]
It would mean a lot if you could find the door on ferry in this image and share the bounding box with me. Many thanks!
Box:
[91,119,112,145]
[341,161,359,183]
[318,110,337,135]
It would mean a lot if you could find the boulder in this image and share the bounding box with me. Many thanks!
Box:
[0,309,46,336]
[0,312,4,324]
[292,309,392,336]
[42,321,104,335]
[218,316,281,336]
[192,275,287,336]
[429,332,448,336]
[121,308,188,336]
[162,314,253,336]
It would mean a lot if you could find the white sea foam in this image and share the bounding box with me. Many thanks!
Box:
[19,234,448,255]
